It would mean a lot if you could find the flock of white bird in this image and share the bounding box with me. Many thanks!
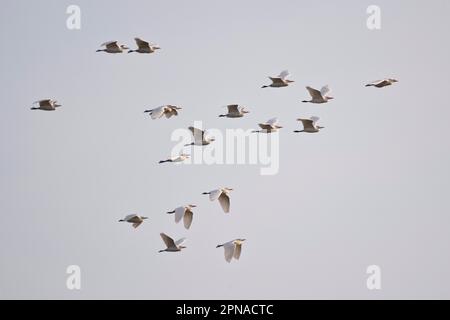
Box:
[30,36,398,263]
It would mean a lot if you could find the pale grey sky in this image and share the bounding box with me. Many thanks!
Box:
[1,0,450,299]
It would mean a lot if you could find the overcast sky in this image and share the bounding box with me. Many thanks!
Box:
[1,0,450,299]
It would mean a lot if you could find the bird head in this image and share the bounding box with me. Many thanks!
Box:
[224,187,234,192]
[142,216,149,220]
[179,245,187,249]
[152,45,161,50]
[389,79,399,83]
[286,80,295,83]
[188,204,197,208]
[120,45,130,50]
[242,108,250,114]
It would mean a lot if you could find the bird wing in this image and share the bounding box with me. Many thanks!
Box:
[183,209,193,229]
[320,85,331,97]
[160,233,176,248]
[101,41,117,47]
[258,123,272,130]
[269,77,285,85]
[223,242,235,263]
[298,118,315,130]
[123,214,138,221]
[134,37,150,48]
[266,117,278,125]
[278,70,290,80]
[104,41,121,50]
[175,237,187,246]
[209,189,222,201]
[233,243,242,260]
[189,127,205,143]
[174,206,185,223]
[132,221,143,228]
[150,106,165,119]
[218,192,230,213]
[310,116,320,124]
[227,104,240,114]
[306,86,323,99]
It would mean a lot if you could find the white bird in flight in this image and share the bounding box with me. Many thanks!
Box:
[219,104,250,118]
[302,85,334,104]
[294,116,324,133]
[262,70,294,88]
[158,233,187,253]
[216,239,246,263]
[253,118,283,133]
[202,188,233,213]
[30,99,62,111]
[185,127,216,146]
[128,38,161,54]
[96,41,129,53]
[144,105,182,120]
[158,153,190,164]
[166,204,197,229]
[365,78,398,88]
[118,214,148,228]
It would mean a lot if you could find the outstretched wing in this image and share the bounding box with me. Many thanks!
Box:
[135,37,150,48]
[320,85,331,97]
[310,116,320,124]
[183,209,193,229]
[174,206,185,223]
[132,221,143,228]
[188,126,205,143]
[160,233,176,248]
[306,86,323,99]
[175,237,187,246]
[266,118,278,125]
[269,77,285,85]
[227,104,240,114]
[218,193,230,213]
[149,106,165,119]
[297,118,315,130]
[278,70,290,80]
[209,189,222,201]
[233,243,242,259]
[223,242,235,263]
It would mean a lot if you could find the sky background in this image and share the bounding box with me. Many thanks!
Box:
[1,0,450,299]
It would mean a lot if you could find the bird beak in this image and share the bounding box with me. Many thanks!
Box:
[142,217,149,220]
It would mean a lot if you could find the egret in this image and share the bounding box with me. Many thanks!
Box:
[158,233,186,253]
[159,154,190,164]
[167,205,197,229]
[30,99,61,111]
[96,41,129,53]
[302,85,333,104]
[202,188,233,213]
[262,70,294,88]
[216,239,246,263]
[294,116,324,133]
[365,79,398,88]
[253,118,283,133]
[128,38,161,54]
[118,214,148,228]
[219,105,249,118]
[144,105,182,120]
[185,127,215,146]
